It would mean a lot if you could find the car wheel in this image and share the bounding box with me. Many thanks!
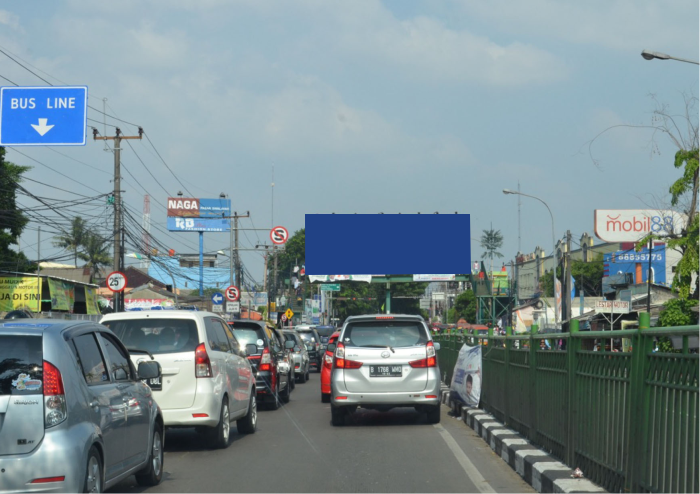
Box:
[290,372,296,390]
[135,426,164,486]
[321,393,330,403]
[83,446,102,493]
[331,405,345,426]
[426,404,441,424]
[280,376,291,403]
[305,367,310,381]
[209,398,231,449]
[268,380,280,410]
[237,393,257,434]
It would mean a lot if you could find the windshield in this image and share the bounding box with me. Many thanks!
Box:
[0,335,43,395]
[343,321,428,348]
[103,319,199,355]
[232,328,265,347]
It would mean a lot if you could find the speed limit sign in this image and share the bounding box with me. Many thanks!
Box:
[107,271,127,293]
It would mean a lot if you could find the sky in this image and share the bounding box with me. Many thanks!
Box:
[1,0,698,287]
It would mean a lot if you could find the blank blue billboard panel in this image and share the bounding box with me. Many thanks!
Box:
[305,214,471,275]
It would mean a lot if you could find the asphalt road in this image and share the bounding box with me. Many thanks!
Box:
[109,373,533,493]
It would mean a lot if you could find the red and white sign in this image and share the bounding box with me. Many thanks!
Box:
[107,271,127,293]
[281,314,287,322]
[167,197,200,217]
[270,226,289,245]
[594,209,686,243]
[225,285,240,302]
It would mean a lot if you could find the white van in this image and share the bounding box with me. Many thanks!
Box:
[101,311,257,449]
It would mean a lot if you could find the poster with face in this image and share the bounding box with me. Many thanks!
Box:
[449,343,482,407]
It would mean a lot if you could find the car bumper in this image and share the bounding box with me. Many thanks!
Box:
[0,428,85,493]
[330,373,441,407]
[163,379,222,427]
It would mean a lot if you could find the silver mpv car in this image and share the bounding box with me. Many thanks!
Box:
[0,320,164,493]
[329,314,441,426]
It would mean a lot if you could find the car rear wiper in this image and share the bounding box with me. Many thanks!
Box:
[127,348,154,360]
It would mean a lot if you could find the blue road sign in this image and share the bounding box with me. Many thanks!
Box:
[0,86,88,146]
[211,292,224,305]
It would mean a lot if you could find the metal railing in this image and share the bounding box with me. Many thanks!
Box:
[435,313,699,493]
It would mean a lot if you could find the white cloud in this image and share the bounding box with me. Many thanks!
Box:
[0,10,20,30]
[458,0,698,54]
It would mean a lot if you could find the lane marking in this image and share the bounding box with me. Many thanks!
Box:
[434,423,496,493]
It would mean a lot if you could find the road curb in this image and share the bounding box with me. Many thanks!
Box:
[439,389,606,493]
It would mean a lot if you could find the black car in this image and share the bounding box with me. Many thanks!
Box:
[294,326,323,372]
[314,325,337,354]
[229,320,294,409]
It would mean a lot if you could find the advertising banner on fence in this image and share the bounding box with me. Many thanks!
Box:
[0,276,42,312]
[449,343,482,407]
[48,278,71,311]
[85,287,101,315]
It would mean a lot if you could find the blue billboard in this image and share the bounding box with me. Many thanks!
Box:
[305,214,471,275]
[198,198,231,218]
[603,245,666,284]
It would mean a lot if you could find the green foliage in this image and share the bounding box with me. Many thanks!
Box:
[571,254,604,296]
[657,298,699,327]
[78,232,112,283]
[274,229,305,287]
[665,214,699,299]
[0,148,32,272]
[670,148,698,207]
[480,228,504,264]
[452,289,477,323]
[541,267,562,297]
[53,217,87,267]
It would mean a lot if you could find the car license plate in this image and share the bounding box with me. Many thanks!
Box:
[369,365,402,377]
[142,377,162,391]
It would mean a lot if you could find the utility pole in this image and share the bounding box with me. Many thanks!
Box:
[36,226,41,315]
[231,211,250,288]
[273,246,278,310]
[565,230,572,325]
[93,127,143,312]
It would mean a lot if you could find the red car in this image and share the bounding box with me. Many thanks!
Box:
[320,331,340,403]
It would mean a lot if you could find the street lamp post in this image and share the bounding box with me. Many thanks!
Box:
[503,189,559,328]
[641,50,699,65]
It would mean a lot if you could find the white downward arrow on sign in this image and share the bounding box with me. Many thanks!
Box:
[31,118,55,136]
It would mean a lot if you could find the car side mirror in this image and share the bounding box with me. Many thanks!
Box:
[326,343,336,352]
[285,340,295,349]
[245,344,257,356]
[433,342,441,351]
[138,360,161,380]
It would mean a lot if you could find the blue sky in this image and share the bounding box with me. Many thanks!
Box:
[1,0,697,286]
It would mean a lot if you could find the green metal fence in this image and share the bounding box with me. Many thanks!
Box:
[435,313,699,493]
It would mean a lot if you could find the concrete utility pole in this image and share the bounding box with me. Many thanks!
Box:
[565,230,572,324]
[93,127,143,312]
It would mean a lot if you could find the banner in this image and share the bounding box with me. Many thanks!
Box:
[124,298,175,311]
[555,278,562,323]
[48,278,69,311]
[413,274,456,282]
[85,287,101,315]
[449,343,482,407]
[0,277,42,312]
[309,275,373,283]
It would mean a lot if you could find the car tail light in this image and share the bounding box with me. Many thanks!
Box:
[324,352,333,366]
[43,360,67,428]
[408,342,437,368]
[334,343,363,369]
[259,347,272,372]
[195,343,212,378]
[376,316,394,319]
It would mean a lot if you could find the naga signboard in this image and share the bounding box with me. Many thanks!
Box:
[167,197,231,232]
[594,209,686,242]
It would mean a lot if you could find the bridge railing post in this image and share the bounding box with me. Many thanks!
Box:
[566,319,579,466]
[529,323,538,443]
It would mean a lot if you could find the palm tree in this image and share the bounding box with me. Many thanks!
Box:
[480,225,504,275]
[53,217,87,267]
[78,232,112,283]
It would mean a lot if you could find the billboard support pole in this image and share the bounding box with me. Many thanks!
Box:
[199,232,204,297]
[647,237,653,314]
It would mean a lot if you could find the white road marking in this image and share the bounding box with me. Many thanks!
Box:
[434,423,496,493]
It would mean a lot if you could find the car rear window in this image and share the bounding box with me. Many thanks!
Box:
[0,335,43,395]
[231,327,266,348]
[103,319,199,355]
[314,326,336,337]
[297,332,316,344]
[343,321,428,348]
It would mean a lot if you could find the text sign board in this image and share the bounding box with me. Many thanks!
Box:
[594,209,686,242]
[212,304,223,313]
[167,197,231,218]
[594,300,630,314]
[167,217,230,232]
[0,86,88,146]
[320,284,340,291]
[226,301,240,313]
[305,214,471,275]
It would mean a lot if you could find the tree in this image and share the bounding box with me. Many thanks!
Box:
[53,216,87,267]
[0,147,33,273]
[480,226,503,274]
[451,289,477,323]
[571,255,605,296]
[78,232,112,284]
[271,228,305,293]
[657,298,699,327]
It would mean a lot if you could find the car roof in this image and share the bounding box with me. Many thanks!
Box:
[101,311,221,322]
[344,314,425,322]
[0,319,96,334]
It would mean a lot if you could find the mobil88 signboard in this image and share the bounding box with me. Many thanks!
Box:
[594,209,686,242]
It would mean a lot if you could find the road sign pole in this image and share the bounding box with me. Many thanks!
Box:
[199,232,204,297]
